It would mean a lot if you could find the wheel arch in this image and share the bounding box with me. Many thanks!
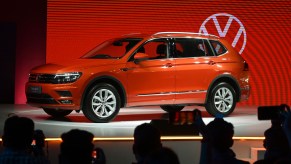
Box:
[80,76,127,110]
[205,74,241,104]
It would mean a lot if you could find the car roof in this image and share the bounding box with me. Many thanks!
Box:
[122,32,219,39]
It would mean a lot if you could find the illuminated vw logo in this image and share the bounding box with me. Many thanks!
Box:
[199,13,246,54]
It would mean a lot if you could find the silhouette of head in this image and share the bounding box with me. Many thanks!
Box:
[59,129,94,164]
[2,115,34,150]
[206,118,234,151]
[133,123,162,161]
[263,124,290,161]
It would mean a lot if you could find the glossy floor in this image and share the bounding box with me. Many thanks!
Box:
[0,104,270,138]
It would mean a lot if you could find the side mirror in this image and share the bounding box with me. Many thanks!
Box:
[134,53,149,64]
[113,40,123,46]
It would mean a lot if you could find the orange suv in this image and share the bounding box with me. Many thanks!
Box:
[26,32,250,122]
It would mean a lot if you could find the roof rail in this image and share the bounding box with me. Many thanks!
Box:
[153,32,219,38]
[154,32,200,35]
[122,33,142,36]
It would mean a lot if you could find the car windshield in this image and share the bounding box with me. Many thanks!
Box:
[81,38,143,59]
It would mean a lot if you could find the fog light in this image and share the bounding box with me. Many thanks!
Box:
[60,100,72,104]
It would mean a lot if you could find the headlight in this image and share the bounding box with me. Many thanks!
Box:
[52,72,82,84]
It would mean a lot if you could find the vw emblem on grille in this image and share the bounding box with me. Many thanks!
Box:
[36,75,40,82]
[199,13,247,54]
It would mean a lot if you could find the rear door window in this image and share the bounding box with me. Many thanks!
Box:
[173,38,214,58]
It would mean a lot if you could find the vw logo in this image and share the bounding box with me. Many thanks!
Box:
[36,75,39,82]
[199,13,247,54]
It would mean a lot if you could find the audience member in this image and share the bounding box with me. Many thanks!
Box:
[133,123,162,163]
[0,115,49,164]
[59,129,106,164]
[263,120,289,162]
[255,104,291,163]
[32,129,46,157]
[194,109,249,164]
[282,105,291,156]
[132,123,180,164]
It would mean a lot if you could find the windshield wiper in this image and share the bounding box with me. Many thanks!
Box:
[91,54,113,59]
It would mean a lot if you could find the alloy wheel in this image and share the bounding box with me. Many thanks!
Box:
[213,87,234,113]
[91,89,117,118]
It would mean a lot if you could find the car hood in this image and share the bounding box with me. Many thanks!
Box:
[30,59,117,74]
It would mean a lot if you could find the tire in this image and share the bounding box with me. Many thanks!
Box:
[43,108,72,117]
[205,82,236,117]
[160,105,185,113]
[83,83,121,123]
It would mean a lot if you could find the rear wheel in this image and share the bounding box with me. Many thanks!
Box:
[160,105,185,113]
[205,82,236,116]
[43,108,72,117]
[83,83,121,123]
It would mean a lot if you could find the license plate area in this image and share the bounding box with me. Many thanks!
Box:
[28,86,42,94]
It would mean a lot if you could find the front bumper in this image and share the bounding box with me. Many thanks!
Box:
[25,82,81,110]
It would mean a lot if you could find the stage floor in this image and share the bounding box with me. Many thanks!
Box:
[0,104,270,138]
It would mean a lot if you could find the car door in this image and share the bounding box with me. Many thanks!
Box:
[125,39,175,106]
[173,38,218,104]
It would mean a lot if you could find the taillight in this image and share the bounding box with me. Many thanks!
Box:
[243,61,249,71]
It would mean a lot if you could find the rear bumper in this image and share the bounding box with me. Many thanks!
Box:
[240,85,250,101]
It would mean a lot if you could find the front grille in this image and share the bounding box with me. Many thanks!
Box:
[56,91,72,97]
[29,74,55,83]
[29,74,37,82]
[26,93,58,104]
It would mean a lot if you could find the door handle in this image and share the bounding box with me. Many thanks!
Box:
[165,63,173,67]
[120,67,134,71]
[208,60,216,65]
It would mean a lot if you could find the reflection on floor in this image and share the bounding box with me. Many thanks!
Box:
[0,104,271,138]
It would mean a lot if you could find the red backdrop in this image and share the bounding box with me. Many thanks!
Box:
[47,0,291,106]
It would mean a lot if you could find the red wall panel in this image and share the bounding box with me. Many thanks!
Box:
[0,0,47,104]
[47,0,291,106]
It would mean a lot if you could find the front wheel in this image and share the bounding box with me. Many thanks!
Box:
[160,105,185,113]
[43,108,72,117]
[83,83,121,123]
[205,82,236,117]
